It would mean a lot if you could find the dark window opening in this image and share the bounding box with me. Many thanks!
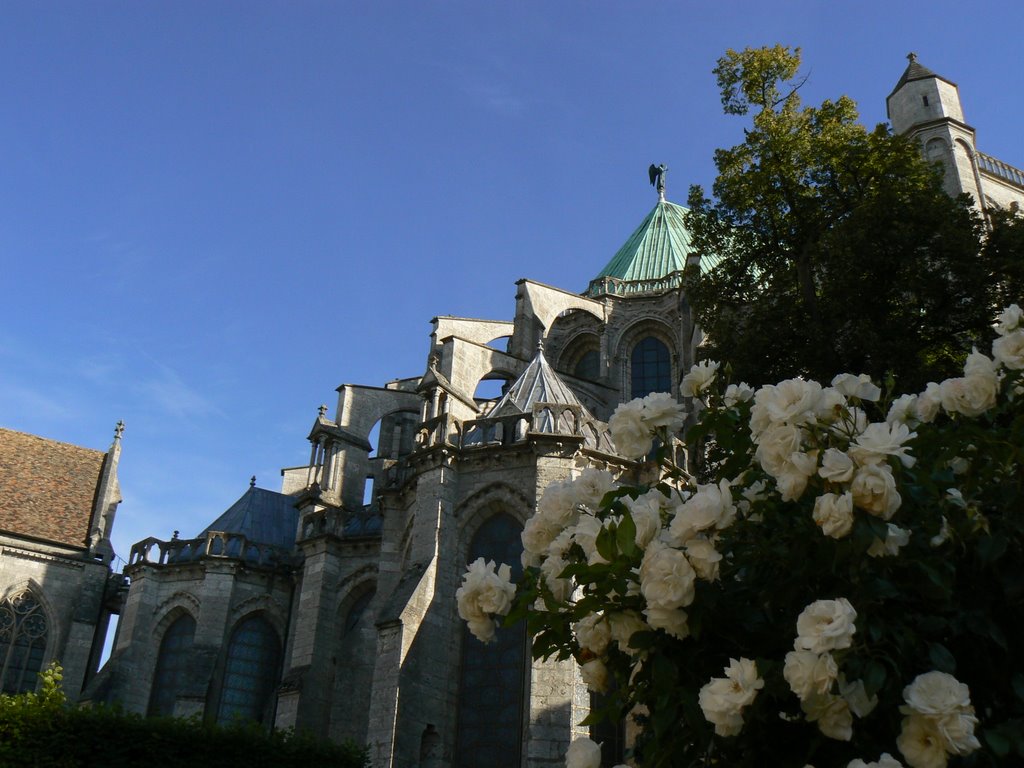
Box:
[630,336,672,399]
[455,514,526,768]
[216,616,281,725]
[574,349,601,381]
[923,95,930,106]
[148,614,196,716]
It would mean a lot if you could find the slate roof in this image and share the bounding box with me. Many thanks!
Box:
[591,200,695,285]
[488,345,588,422]
[198,485,298,550]
[0,428,105,549]
[889,54,956,97]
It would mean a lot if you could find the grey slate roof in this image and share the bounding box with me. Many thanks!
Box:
[199,486,298,550]
[488,345,587,424]
[889,54,956,97]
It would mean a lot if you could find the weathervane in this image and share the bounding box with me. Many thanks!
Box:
[648,163,667,201]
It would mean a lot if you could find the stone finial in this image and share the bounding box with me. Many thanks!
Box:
[318,404,328,418]
[907,52,917,63]
[172,530,179,540]
[114,420,125,440]
[250,475,256,487]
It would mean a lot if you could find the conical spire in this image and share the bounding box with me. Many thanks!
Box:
[488,342,586,420]
[888,52,955,97]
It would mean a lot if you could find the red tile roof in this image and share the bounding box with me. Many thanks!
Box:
[0,428,106,549]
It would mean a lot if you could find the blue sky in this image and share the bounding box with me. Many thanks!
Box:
[2,1,1022,565]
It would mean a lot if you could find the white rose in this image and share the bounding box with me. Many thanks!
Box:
[668,480,735,542]
[643,605,690,639]
[887,394,919,426]
[624,491,664,548]
[819,448,855,484]
[840,677,879,718]
[698,658,763,737]
[639,540,696,610]
[964,348,998,378]
[832,373,881,402]
[572,613,610,656]
[994,303,1023,335]
[456,558,516,643]
[750,378,823,436]
[802,692,853,740]
[867,524,910,557]
[897,714,948,768]
[847,754,903,768]
[939,375,997,418]
[680,360,719,397]
[539,554,573,602]
[795,598,857,654]
[724,382,754,406]
[774,450,819,502]
[609,399,653,459]
[571,513,606,565]
[915,383,943,423]
[607,610,647,654]
[565,737,602,768]
[684,535,722,581]
[812,492,854,539]
[902,671,971,716]
[580,658,609,694]
[816,386,849,424]
[538,480,580,527]
[850,422,917,468]
[641,391,687,430]
[992,329,1024,370]
[573,468,618,509]
[522,514,563,558]
[784,650,837,701]
[851,464,901,520]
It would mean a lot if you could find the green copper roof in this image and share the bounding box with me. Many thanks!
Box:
[588,200,695,295]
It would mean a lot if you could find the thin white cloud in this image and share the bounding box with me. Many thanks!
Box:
[465,82,526,117]
[139,361,223,421]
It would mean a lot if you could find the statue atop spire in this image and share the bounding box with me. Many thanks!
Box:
[648,163,667,201]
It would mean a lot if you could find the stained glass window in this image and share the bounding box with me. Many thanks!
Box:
[455,514,526,768]
[630,336,671,399]
[216,615,281,725]
[0,591,48,694]
[148,613,196,716]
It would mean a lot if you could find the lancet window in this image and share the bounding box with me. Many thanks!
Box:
[149,613,197,716]
[0,590,48,694]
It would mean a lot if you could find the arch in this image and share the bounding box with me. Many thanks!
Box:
[454,512,527,768]
[485,335,512,352]
[557,331,602,382]
[226,596,288,640]
[368,408,421,460]
[614,319,677,400]
[457,482,533,558]
[0,585,53,694]
[630,336,672,399]
[214,613,282,725]
[472,370,515,403]
[148,611,197,716]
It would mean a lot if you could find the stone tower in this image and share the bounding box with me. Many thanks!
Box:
[888,53,1024,212]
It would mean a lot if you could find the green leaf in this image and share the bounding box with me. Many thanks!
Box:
[616,513,637,557]
[927,642,957,674]
[595,526,618,562]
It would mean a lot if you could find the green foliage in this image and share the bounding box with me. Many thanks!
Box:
[0,665,368,768]
[685,45,1011,391]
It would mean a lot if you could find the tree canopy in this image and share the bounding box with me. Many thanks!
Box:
[685,45,1019,391]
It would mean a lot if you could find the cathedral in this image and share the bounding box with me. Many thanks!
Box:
[0,56,1021,768]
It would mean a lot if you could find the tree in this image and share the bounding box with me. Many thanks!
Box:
[685,46,1003,391]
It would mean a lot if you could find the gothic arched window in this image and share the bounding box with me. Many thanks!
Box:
[148,613,196,716]
[216,615,281,725]
[0,591,48,694]
[630,336,672,399]
[455,514,526,768]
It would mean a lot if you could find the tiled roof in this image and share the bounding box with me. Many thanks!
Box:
[0,428,105,549]
[199,485,298,550]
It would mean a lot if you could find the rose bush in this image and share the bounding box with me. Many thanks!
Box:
[459,306,1024,767]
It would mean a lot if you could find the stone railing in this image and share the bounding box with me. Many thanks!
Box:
[461,402,588,448]
[978,152,1024,189]
[128,531,294,569]
[586,270,685,297]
